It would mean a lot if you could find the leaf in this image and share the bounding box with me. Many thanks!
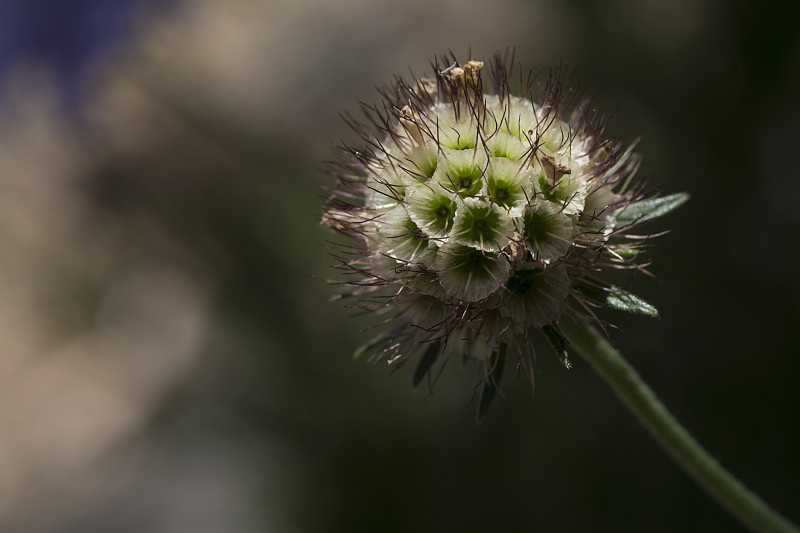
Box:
[606,289,660,318]
[608,247,639,259]
[412,341,442,387]
[615,193,689,226]
[543,325,571,369]
[476,344,507,423]
[352,331,392,360]
[575,278,660,318]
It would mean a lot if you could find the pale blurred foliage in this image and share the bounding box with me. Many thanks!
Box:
[0,75,212,530]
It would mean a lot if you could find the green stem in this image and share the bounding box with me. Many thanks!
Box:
[558,317,798,533]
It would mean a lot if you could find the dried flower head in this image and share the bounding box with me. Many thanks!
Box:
[322,52,686,417]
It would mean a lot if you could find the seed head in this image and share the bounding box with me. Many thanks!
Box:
[322,52,687,417]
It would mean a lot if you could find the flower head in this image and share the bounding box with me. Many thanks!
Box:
[323,53,687,418]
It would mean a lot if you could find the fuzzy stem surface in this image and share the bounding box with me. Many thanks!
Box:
[559,317,798,533]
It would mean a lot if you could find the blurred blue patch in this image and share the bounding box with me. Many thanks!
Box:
[0,0,175,111]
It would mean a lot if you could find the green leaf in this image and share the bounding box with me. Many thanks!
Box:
[606,289,660,318]
[543,325,571,369]
[575,278,660,318]
[476,344,507,423]
[352,331,392,360]
[412,341,442,387]
[608,247,639,259]
[615,193,689,226]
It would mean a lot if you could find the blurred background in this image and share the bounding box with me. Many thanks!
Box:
[0,0,798,531]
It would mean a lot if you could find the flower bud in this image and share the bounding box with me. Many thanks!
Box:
[323,53,687,415]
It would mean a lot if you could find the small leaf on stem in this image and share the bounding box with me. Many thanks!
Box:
[606,289,660,318]
[615,193,689,226]
[412,341,442,387]
[477,344,507,422]
[543,324,571,369]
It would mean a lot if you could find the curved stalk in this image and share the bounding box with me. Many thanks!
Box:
[558,317,798,533]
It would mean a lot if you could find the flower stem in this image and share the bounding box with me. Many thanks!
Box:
[558,317,799,533]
